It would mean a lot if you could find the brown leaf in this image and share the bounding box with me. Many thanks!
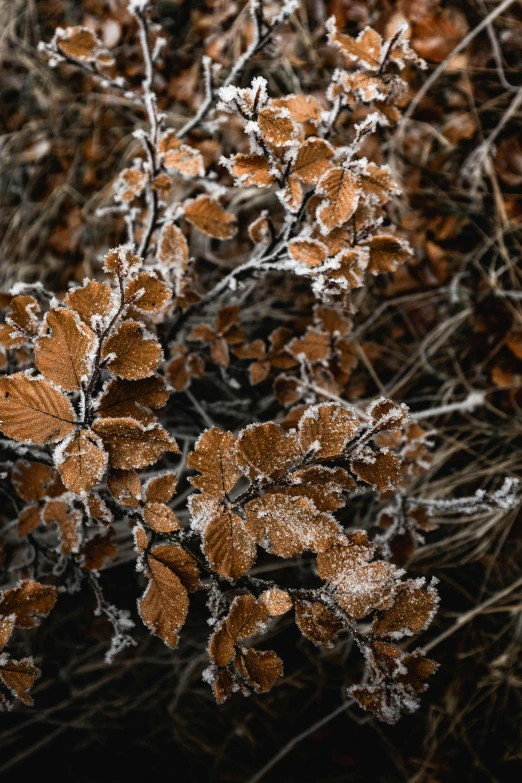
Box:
[157,223,189,272]
[236,422,300,479]
[209,594,268,666]
[64,281,115,327]
[57,429,107,494]
[235,647,283,693]
[279,175,302,213]
[351,449,401,491]
[328,24,382,69]
[125,272,172,313]
[12,460,59,502]
[258,106,298,147]
[298,402,359,458]
[117,168,147,202]
[143,503,180,533]
[6,295,39,335]
[292,138,335,185]
[259,589,292,617]
[192,496,257,582]
[0,373,76,444]
[226,154,275,187]
[273,95,323,125]
[108,469,141,507]
[0,580,58,628]
[358,162,396,205]
[146,544,201,593]
[245,494,339,558]
[372,581,438,637]
[101,321,162,380]
[18,505,41,537]
[0,657,40,706]
[0,616,15,649]
[288,328,331,363]
[366,236,411,274]
[139,554,189,649]
[81,530,117,571]
[289,238,328,267]
[97,375,168,424]
[295,600,344,647]
[164,144,205,177]
[144,472,177,503]
[187,428,242,497]
[55,26,113,64]
[104,246,141,276]
[185,195,237,240]
[286,465,356,511]
[316,167,360,233]
[92,417,179,470]
[34,308,95,392]
[43,500,82,555]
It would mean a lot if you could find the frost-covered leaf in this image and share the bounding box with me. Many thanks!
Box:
[187,428,242,497]
[351,449,401,491]
[191,496,256,582]
[209,594,268,667]
[259,589,292,616]
[139,548,190,649]
[80,530,117,571]
[295,600,344,647]
[235,422,300,479]
[104,246,141,276]
[157,223,189,272]
[43,500,82,555]
[92,417,179,469]
[116,168,147,202]
[366,235,412,274]
[56,429,107,494]
[125,272,172,313]
[108,469,141,507]
[162,141,205,177]
[298,402,359,458]
[0,655,40,706]
[96,375,168,424]
[0,373,76,444]
[64,281,116,327]
[184,195,237,240]
[372,580,438,638]
[286,465,356,511]
[0,580,58,628]
[273,94,323,125]
[144,472,177,504]
[316,167,360,234]
[224,154,275,187]
[101,321,162,380]
[12,460,62,502]
[18,505,41,537]
[288,328,330,363]
[54,25,113,64]
[245,494,340,558]
[257,106,298,147]
[289,238,328,268]
[143,503,180,533]
[235,647,283,693]
[292,138,335,185]
[327,20,382,70]
[0,616,15,650]
[34,308,95,392]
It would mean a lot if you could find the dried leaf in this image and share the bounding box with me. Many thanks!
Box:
[295,600,344,647]
[92,417,179,469]
[117,168,147,202]
[196,497,257,582]
[292,138,335,184]
[157,223,189,272]
[126,272,172,313]
[0,580,58,628]
[57,429,107,494]
[351,449,401,491]
[143,503,180,533]
[286,465,356,511]
[64,281,115,327]
[245,494,339,557]
[12,460,57,502]
[18,505,41,537]
[316,167,360,234]
[55,26,113,64]
[372,582,438,637]
[81,530,117,571]
[34,308,95,392]
[108,469,141,507]
[188,428,242,497]
[366,236,411,274]
[185,195,237,240]
[0,373,76,444]
[236,423,300,479]
[289,238,328,268]
[235,647,283,693]
[43,501,82,555]
[164,144,205,177]
[0,656,40,706]
[259,589,292,616]
[258,106,297,147]
[97,375,168,423]
[298,402,359,458]
[226,154,275,187]
[101,321,162,380]
[144,472,177,504]
[139,552,189,649]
